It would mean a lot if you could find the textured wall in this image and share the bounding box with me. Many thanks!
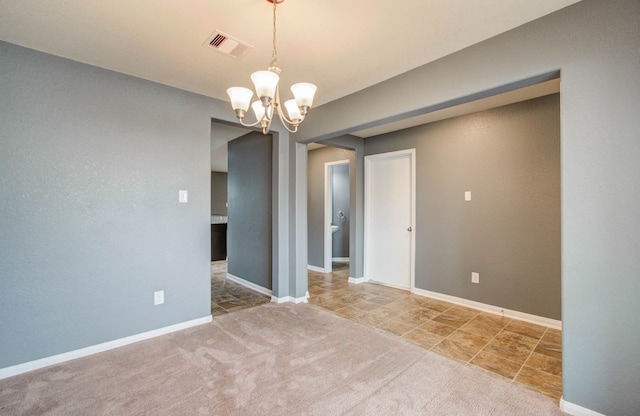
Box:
[366,94,561,319]
[297,1,640,413]
[227,132,272,290]
[307,147,355,268]
[210,171,228,215]
[0,41,213,368]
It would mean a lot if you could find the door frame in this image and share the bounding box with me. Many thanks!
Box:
[364,149,416,291]
[324,159,350,273]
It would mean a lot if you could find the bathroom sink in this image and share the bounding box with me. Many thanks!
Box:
[331,225,339,233]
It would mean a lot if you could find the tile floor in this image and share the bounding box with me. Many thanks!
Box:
[211,261,270,316]
[210,260,562,401]
[308,267,563,401]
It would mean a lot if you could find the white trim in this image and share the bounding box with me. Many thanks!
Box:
[307,264,329,273]
[226,273,272,296]
[348,276,369,284]
[412,287,562,329]
[271,294,309,304]
[560,398,606,416]
[0,315,212,380]
[370,279,413,292]
[364,149,416,292]
[324,159,350,274]
[332,257,349,263]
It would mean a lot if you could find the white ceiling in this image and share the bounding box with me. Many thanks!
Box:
[0,0,579,171]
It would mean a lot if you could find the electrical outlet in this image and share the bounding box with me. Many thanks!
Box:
[154,290,164,305]
[465,191,471,201]
[471,272,479,284]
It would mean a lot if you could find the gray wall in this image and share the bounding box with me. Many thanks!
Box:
[2,0,640,412]
[307,147,355,268]
[0,39,306,372]
[365,94,561,319]
[210,171,228,215]
[227,132,272,290]
[0,41,213,369]
[331,164,350,258]
[297,1,640,413]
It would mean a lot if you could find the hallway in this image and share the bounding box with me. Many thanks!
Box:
[211,261,270,316]
[308,268,562,401]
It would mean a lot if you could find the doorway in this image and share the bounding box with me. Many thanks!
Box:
[364,149,416,290]
[324,160,350,273]
[210,121,274,313]
[307,146,354,275]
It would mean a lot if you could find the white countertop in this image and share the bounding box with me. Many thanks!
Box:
[211,215,228,224]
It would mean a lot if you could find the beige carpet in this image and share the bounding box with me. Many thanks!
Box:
[0,303,565,415]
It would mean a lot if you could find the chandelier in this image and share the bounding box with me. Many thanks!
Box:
[226,0,317,134]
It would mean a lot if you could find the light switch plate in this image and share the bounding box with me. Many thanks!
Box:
[465,191,471,201]
[179,190,188,203]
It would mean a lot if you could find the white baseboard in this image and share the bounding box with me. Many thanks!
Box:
[271,294,309,304]
[369,280,412,291]
[307,265,329,273]
[0,315,212,380]
[332,257,349,263]
[560,397,606,416]
[412,288,562,330]
[226,273,272,296]
[348,276,369,284]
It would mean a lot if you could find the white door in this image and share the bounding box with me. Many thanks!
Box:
[364,149,415,290]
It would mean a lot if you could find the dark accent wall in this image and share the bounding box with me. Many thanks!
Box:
[331,164,350,258]
[210,171,228,215]
[366,94,561,319]
[0,41,212,368]
[307,147,355,268]
[227,132,272,289]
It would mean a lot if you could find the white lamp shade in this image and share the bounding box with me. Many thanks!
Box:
[284,99,302,121]
[227,87,253,111]
[251,101,265,120]
[251,101,273,120]
[251,70,279,99]
[291,82,317,108]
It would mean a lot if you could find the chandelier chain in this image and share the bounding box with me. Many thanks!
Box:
[271,0,278,67]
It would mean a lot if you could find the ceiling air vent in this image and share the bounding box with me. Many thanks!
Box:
[203,30,253,59]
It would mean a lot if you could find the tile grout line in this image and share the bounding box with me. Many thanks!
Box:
[465,319,512,367]
[310,272,560,390]
[512,327,548,382]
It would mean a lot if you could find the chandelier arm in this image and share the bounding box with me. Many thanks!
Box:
[274,98,303,127]
[235,117,264,128]
[280,122,299,134]
[263,101,273,122]
[263,114,273,133]
[273,86,304,129]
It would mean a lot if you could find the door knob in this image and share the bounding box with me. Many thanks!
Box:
[407,226,412,232]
